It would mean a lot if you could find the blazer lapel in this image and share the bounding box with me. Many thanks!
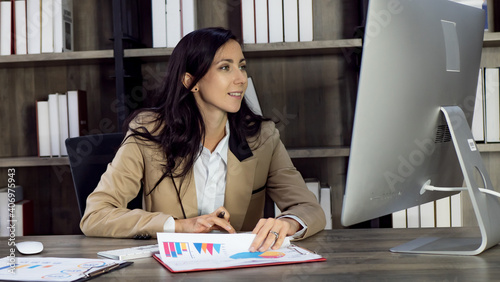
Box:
[225,151,257,231]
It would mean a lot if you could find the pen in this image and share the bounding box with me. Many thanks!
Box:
[217,211,225,219]
[83,263,120,278]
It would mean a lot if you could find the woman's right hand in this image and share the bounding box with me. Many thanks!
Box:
[174,206,236,233]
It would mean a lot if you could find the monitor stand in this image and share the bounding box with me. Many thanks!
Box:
[390,106,500,255]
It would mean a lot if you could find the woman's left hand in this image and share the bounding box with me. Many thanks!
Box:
[249,217,300,252]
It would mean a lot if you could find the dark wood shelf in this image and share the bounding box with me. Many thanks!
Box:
[0,157,69,168]
[0,50,114,68]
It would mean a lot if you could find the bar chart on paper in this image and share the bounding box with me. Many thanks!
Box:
[163,241,223,258]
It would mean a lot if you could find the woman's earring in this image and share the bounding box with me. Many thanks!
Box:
[193,88,198,92]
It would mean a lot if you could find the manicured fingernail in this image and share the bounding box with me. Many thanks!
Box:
[249,247,255,252]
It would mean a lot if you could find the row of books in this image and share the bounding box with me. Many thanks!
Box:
[151,0,196,48]
[471,68,500,143]
[392,194,462,228]
[0,186,33,237]
[36,90,87,157]
[242,0,313,44]
[0,0,73,56]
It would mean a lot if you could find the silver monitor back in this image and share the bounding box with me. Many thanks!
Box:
[341,0,484,227]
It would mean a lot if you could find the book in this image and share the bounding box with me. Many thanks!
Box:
[267,0,283,43]
[471,68,484,141]
[298,0,313,41]
[451,193,462,227]
[53,0,73,52]
[419,201,435,228]
[48,93,61,156]
[41,0,53,53]
[304,178,320,202]
[254,0,268,43]
[151,0,167,48]
[484,68,500,142]
[436,197,451,228]
[67,90,88,138]
[240,0,255,44]
[406,205,419,228]
[244,77,262,116]
[320,184,332,230]
[26,0,41,54]
[181,0,196,37]
[58,93,69,155]
[392,209,407,228]
[0,0,12,55]
[14,0,27,54]
[283,0,299,42]
[0,186,23,237]
[0,188,8,236]
[154,233,325,273]
[166,0,181,47]
[36,100,51,157]
[14,199,34,236]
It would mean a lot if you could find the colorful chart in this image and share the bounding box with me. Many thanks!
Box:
[230,251,285,259]
[193,243,221,255]
[163,242,189,258]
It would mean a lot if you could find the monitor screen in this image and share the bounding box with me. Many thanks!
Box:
[341,0,490,254]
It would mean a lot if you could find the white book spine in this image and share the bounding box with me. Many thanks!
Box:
[305,179,320,202]
[419,202,435,228]
[0,1,12,55]
[58,94,69,156]
[436,197,451,227]
[241,0,255,44]
[27,0,41,54]
[320,187,332,230]
[152,0,167,48]
[406,205,420,228]
[267,0,283,43]
[254,0,268,43]
[0,191,8,236]
[283,0,299,42]
[298,0,313,41]
[392,210,407,228]
[244,77,262,116]
[41,0,54,53]
[48,93,61,156]
[53,0,73,52]
[166,0,181,48]
[472,68,484,141]
[37,101,51,157]
[451,193,462,227]
[15,0,28,54]
[181,0,196,37]
[485,68,500,142]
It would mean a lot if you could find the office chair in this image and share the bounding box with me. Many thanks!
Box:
[65,133,143,218]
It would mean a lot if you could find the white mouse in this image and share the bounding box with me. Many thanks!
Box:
[16,241,44,255]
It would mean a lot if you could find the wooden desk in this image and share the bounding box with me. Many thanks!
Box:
[2,228,499,281]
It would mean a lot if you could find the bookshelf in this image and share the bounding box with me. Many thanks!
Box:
[1,0,500,235]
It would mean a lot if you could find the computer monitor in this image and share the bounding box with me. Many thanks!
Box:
[341,0,500,255]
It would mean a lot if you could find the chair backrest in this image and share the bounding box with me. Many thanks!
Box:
[65,133,142,218]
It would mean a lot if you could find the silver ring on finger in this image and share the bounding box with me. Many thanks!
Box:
[269,230,279,241]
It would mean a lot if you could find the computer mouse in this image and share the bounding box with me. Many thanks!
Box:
[16,241,44,255]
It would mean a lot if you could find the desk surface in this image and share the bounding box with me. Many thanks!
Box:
[1,228,499,281]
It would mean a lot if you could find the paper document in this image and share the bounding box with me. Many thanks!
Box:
[155,233,325,272]
[0,257,130,281]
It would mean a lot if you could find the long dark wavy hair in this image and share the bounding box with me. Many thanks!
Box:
[124,27,269,196]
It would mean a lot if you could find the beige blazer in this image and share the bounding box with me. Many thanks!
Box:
[80,115,325,238]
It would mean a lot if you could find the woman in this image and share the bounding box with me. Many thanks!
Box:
[80,27,325,252]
